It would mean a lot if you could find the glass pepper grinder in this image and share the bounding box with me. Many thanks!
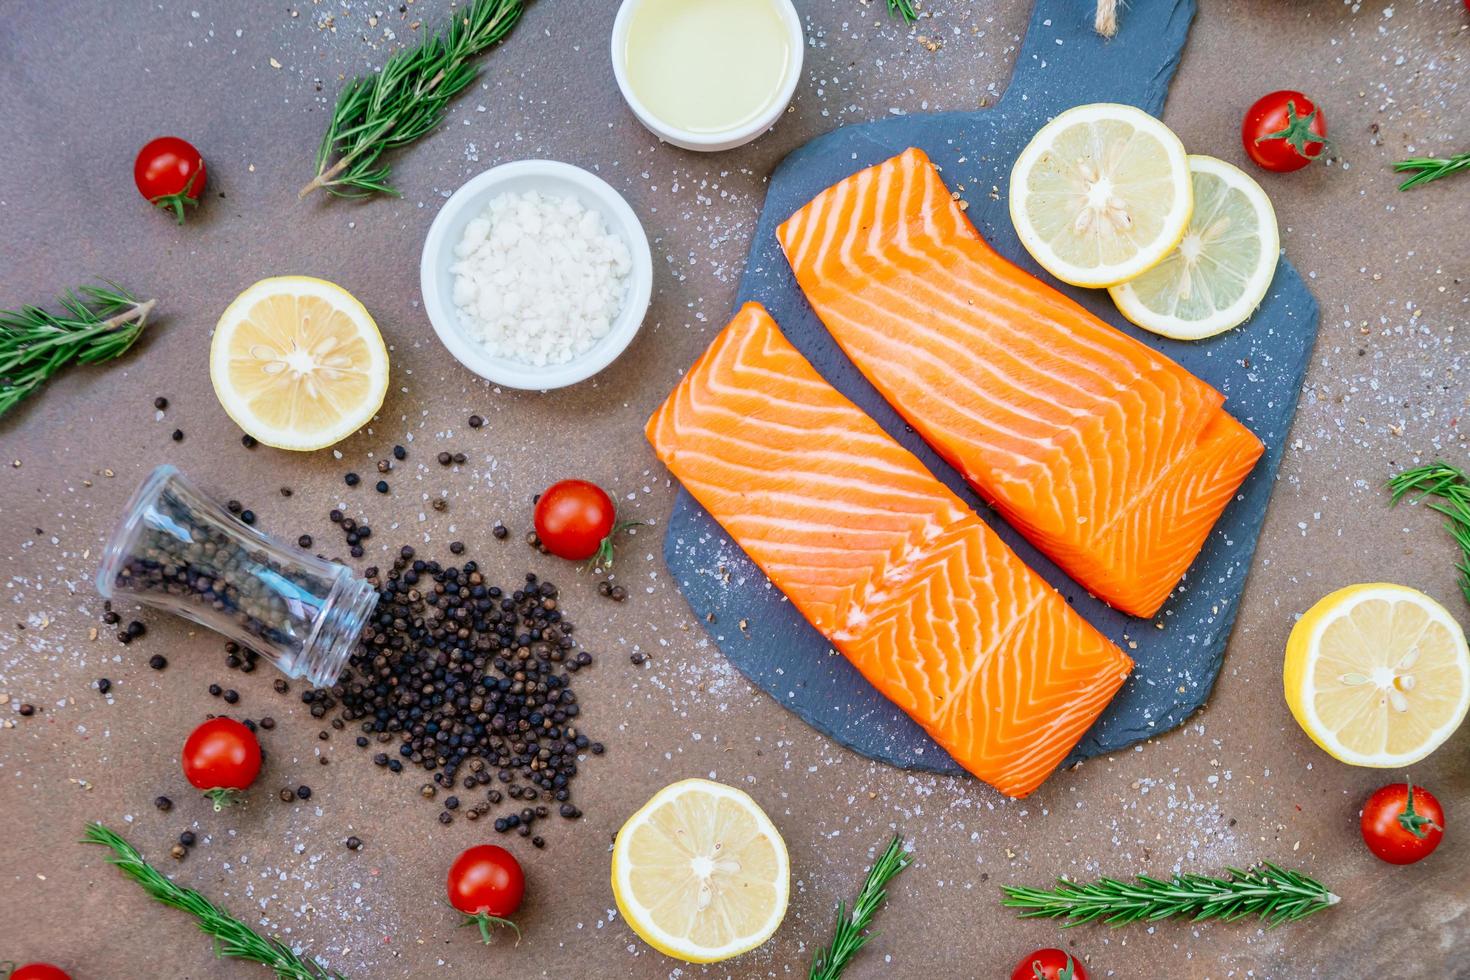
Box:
[96,465,376,687]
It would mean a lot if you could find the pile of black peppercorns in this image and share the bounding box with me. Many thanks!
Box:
[310,546,601,841]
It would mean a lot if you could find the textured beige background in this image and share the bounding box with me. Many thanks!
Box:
[1,1,1467,978]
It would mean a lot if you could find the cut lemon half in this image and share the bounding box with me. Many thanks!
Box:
[612,778,789,964]
[210,276,389,451]
[1109,155,1279,340]
[1284,583,1470,768]
[1009,102,1193,288]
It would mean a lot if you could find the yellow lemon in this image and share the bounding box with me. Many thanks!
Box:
[1284,583,1469,767]
[1110,155,1280,340]
[612,778,789,963]
[1009,102,1193,288]
[210,276,389,451]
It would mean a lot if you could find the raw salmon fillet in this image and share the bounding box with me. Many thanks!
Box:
[778,147,1265,618]
[648,302,1132,796]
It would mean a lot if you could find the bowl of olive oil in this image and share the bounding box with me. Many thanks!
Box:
[612,0,804,152]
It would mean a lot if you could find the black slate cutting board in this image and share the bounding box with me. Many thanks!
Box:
[662,0,1319,778]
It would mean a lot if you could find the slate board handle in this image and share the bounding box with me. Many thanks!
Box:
[1013,0,1197,116]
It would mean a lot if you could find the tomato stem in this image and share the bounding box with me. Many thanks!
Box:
[584,518,647,573]
[1397,782,1441,840]
[203,787,243,812]
[1254,99,1333,163]
[458,911,521,945]
[148,170,201,225]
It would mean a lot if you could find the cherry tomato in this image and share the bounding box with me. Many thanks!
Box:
[4,965,72,980]
[182,717,261,810]
[1011,948,1086,980]
[1241,91,1329,173]
[447,845,525,943]
[134,136,207,224]
[1361,782,1444,865]
[533,480,618,563]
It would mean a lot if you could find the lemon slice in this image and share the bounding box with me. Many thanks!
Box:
[1284,583,1470,767]
[1109,155,1279,340]
[1009,102,1193,288]
[612,778,789,964]
[210,276,389,451]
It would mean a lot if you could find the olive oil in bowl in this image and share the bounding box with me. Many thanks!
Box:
[615,0,801,150]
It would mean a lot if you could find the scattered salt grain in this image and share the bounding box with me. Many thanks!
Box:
[451,190,632,367]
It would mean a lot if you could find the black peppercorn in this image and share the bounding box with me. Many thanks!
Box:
[155,795,172,811]
[297,786,312,800]
[468,415,483,428]
[241,434,258,448]
[208,684,222,697]
[449,541,465,555]
[298,534,313,549]
[393,445,406,460]
[149,654,168,670]
[97,678,112,694]
[259,717,276,730]
[223,689,239,704]
[127,620,146,639]
[239,510,255,525]
[274,679,290,694]
[171,429,184,442]
[18,703,35,716]
[280,788,295,802]
[154,396,169,410]
[346,836,363,850]
[179,831,196,846]
[437,451,452,466]
[493,522,508,539]
[345,473,360,486]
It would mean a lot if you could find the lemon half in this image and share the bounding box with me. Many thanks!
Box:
[612,778,789,964]
[210,276,389,451]
[1109,155,1280,340]
[1009,102,1193,288]
[1284,584,1470,767]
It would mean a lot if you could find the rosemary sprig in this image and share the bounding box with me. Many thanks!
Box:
[885,0,919,22]
[1388,462,1470,604]
[809,836,912,980]
[1393,151,1470,190]
[1002,863,1338,927]
[301,0,526,200]
[83,823,346,979]
[1,284,156,419]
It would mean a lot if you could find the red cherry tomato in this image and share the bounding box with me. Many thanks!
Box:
[448,845,525,943]
[134,136,207,224]
[1241,91,1329,173]
[1361,782,1444,865]
[533,480,618,562]
[182,717,261,810]
[5,965,72,980]
[1011,948,1087,980]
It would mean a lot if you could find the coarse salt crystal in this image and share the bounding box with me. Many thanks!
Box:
[451,190,631,367]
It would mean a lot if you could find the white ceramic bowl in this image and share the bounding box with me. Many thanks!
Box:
[610,0,804,152]
[419,160,653,390]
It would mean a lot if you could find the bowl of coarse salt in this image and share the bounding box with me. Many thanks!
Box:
[420,160,654,390]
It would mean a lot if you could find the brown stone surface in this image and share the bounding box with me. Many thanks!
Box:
[1,1,1467,978]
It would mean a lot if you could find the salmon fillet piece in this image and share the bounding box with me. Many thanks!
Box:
[778,147,1265,617]
[647,302,1133,796]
